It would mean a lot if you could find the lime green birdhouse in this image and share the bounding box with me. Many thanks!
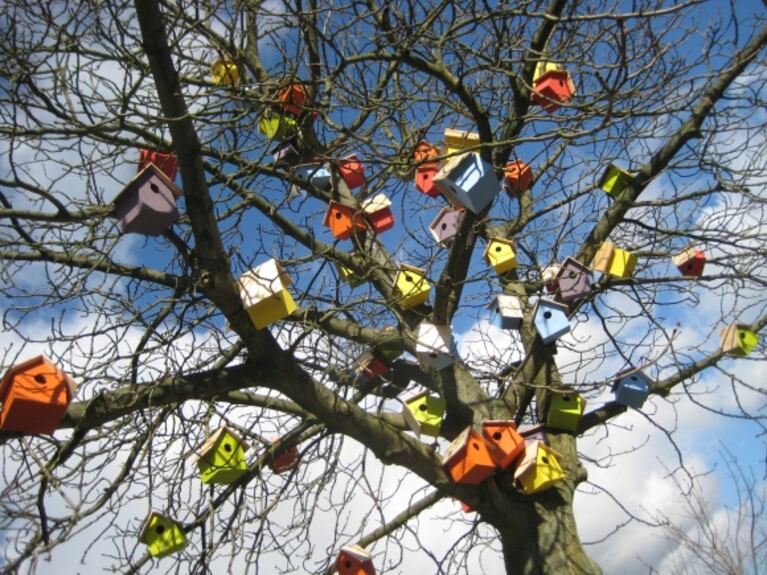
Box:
[402,391,446,437]
[546,393,586,432]
[336,258,365,287]
[484,238,517,275]
[258,108,298,141]
[195,426,249,484]
[237,259,297,329]
[514,441,565,494]
[598,164,634,197]
[721,324,759,357]
[139,511,187,559]
[394,265,431,308]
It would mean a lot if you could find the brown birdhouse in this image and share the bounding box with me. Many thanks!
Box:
[482,420,525,470]
[0,354,77,435]
[323,201,367,240]
[442,426,497,485]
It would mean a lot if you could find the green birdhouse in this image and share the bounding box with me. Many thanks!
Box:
[721,324,759,357]
[598,164,634,197]
[402,391,446,437]
[258,108,298,141]
[195,426,249,484]
[546,392,586,432]
[139,511,187,559]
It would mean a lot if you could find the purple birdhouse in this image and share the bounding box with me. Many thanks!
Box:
[555,257,593,302]
[114,164,182,236]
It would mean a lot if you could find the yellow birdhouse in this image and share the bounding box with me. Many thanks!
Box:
[258,108,298,141]
[591,241,637,279]
[402,391,446,437]
[546,393,586,432]
[394,265,431,308]
[139,511,187,559]
[195,426,249,485]
[720,324,759,357]
[210,58,241,86]
[514,441,565,494]
[443,128,480,155]
[238,259,297,329]
[598,164,634,197]
[484,238,517,275]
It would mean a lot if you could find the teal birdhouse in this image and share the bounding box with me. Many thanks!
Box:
[402,391,446,437]
[195,426,249,484]
[546,393,586,432]
[139,511,187,558]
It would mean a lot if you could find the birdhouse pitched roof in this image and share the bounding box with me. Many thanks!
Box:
[0,354,78,403]
[114,163,183,206]
[194,425,249,459]
[237,259,292,305]
[513,440,563,479]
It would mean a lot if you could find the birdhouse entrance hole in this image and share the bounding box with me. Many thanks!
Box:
[493,431,502,440]
[406,275,413,282]
[419,404,427,411]
[345,560,352,568]
[495,246,502,252]
[562,396,571,402]
[224,443,232,452]
[541,456,549,464]
[335,212,342,219]
[472,442,480,450]
[150,183,160,194]
[34,374,46,384]
[156,525,165,534]
[543,311,552,319]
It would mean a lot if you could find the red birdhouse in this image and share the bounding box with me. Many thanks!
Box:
[353,351,391,382]
[323,201,366,240]
[442,426,497,485]
[277,83,308,116]
[336,544,375,575]
[532,70,575,113]
[503,160,533,194]
[138,148,178,181]
[481,420,525,470]
[415,164,440,197]
[672,247,706,277]
[361,194,394,234]
[268,438,300,474]
[338,155,366,189]
[0,355,77,435]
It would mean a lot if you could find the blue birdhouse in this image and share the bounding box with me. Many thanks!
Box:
[432,152,500,214]
[533,300,570,344]
[293,162,331,190]
[613,368,652,409]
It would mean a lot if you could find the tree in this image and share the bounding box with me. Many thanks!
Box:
[0,0,764,573]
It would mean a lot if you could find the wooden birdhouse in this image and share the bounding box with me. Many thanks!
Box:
[237,259,297,329]
[271,139,301,166]
[138,148,178,181]
[394,265,431,308]
[598,164,634,197]
[429,206,464,246]
[546,392,586,432]
[415,164,441,197]
[492,294,524,330]
[441,426,497,485]
[503,160,533,194]
[268,438,300,474]
[210,58,240,86]
[532,61,564,84]
[533,299,570,344]
[414,141,440,163]
[443,128,480,155]
[362,194,394,234]
[542,263,561,293]
[514,440,565,494]
[353,351,391,382]
[258,108,298,141]
[293,162,332,190]
[277,83,308,116]
[338,155,366,189]
[324,201,367,240]
[532,70,575,113]
[336,544,375,575]
[139,511,187,558]
[0,354,77,435]
[613,368,652,409]
[555,257,593,302]
[672,247,706,277]
[416,322,454,370]
[402,391,446,437]
[195,426,249,484]
[114,163,182,236]
[482,420,525,470]
[433,152,500,214]
[720,324,759,357]
[484,237,517,275]
[336,257,365,288]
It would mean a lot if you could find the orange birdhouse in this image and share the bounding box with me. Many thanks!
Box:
[503,160,533,194]
[442,426,497,485]
[278,83,308,116]
[336,544,375,575]
[414,141,440,163]
[532,70,575,113]
[338,155,366,189]
[0,355,77,435]
[481,420,525,470]
[323,201,366,240]
[139,148,178,181]
[268,437,300,474]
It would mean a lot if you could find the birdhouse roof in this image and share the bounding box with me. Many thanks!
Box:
[339,544,372,563]
[482,419,518,431]
[671,247,703,267]
[435,151,474,182]
[323,201,358,226]
[0,354,78,404]
[138,511,177,544]
[194,425,249,459]
[489,293,524,315]
[513,440,562,480]
[534,299,569,315]
[398,264,426,277]
[443,128,480,147]
[404,390,431,407]
[114,163,183,206]
[612,368,653,392]
[361,194,391,214]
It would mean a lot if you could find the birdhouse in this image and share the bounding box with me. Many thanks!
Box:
[720,324,759,357]
[277,83,308,116]
[237,259,297,329]
[519,423,549,445]
[114,163,182,236]
[268,438,300,474]
[338,155,366,189]
[353,351,391,382]
[533,299,570,344]
[394,265,431,308]
[258,108,298,141]
[195,426,249,484]
[598,164,634,197]
[210,58,240,86]
[503,160,533,194]
[415,164,441,197]
[443,128,480,155]
[441,426,497,485]
[414,141,440,163]
[323,201,367,241]
[271,139,301,166]
[0,354,77,435]
[336,257,365,287]
[482,420,525,470]
[416,322,454,370]
[362,194,394,234]
[532,61,564,84]
[613,368,652,409]
[591,241,615,274]
[672,247,706,277]
[433,152,500,214]
[336,544,375,575]
[514,441,565,494]
[546,392,586,432]
[138,148,178,181]
[541,264,561,293]
[591,242,636,279]
[532,70,575,113]
[429,206,464,246]
[484,237,517,275]
[555,257,593,302]
[139,511,187,559]
[293,162,332,190]
[402,391,446,437]
[492,294,524,330]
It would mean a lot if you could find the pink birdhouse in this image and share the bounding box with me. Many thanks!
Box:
[138,148,178,181]
[114,164,183,236]
[429,206,464,246]
[338,155,366,189]
[532,70,575,113]
[555,257,593,302]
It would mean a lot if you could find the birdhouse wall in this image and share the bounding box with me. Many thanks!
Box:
[672,248,706,277]
[210,59,240,86]
[336,545,376,575]
[338,156,366,189]
[532,71,575,113]
[429,207,464,245]
[269,440,300,474]
[720,324,759,356]
[278,84,308,116]
[294,163,332,190]
[115,168,181,236]
[416,323,454,370]
[533,301,571,344]
[482,421,525,469]
[403,393,446,437]
[337,261,365,287]
[197,432,248,484]
[484,239,517,275]
[433,152,499,214]
[613,370,652,409]
[244,290,297,330]
[259,110,298,140]
[599,164,633,196]
[325,202,367,240]
[591,242,615,273]
[608,248,637,278]
[141,513,187,559]
[394,267,431,308]
[503,160,533,194]
[546,393,586,432]
[515,442,565,493]
[442,427,497,485]
[556,258,593,302]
